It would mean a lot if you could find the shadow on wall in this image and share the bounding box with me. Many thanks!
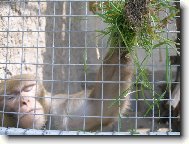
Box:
[43,1,86,94]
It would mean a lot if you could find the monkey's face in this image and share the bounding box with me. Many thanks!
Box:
[0,83,46,129]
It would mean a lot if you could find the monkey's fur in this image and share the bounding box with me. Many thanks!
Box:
[0,74,46,129]
[0,50,133,131]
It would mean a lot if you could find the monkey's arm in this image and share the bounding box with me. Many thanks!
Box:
[85,50,134,130]
[46,90,91,130]
[49,50,133,131]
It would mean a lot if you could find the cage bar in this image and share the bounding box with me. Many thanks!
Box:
[0,0,181,135]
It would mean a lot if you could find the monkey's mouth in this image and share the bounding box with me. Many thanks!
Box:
[28,108,42,113]
[19,108,43,119]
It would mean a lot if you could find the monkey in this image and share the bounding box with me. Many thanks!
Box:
[0,74,47,129]
[47,50,133,131]
[0,49,134,131]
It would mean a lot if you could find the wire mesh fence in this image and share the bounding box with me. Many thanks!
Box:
[0,0,180,135]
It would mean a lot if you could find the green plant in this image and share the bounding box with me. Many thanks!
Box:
[94,0,179,116]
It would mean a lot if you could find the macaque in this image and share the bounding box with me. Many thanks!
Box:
[0,50,134,131]
[0,74,47,129]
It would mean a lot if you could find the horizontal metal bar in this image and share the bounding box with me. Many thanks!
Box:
[0,0,181,2]
[0,30,181,33]
[0,127,180,135]
[0,90,181,101]
[0,15,98,17]
[0,97,180,102]
[0,46,180,49]
[0,79,180,85]
[0,110,180,119]
[0,62,181,67]
[0,12,180,17]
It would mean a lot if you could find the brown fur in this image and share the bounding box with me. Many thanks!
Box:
[0,74,46,129]
[48,50,134,130]
[0,50,134,131]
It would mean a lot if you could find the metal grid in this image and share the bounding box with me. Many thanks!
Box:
[0,0,180,135]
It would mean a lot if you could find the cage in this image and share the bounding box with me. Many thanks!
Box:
[0,0,180,135]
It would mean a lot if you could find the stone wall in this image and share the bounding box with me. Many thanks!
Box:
[0,1,102,94]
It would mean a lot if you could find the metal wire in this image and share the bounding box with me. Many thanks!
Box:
[0,0,180,135]
[0,127,180,135]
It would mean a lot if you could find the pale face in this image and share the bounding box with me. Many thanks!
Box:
[0,84,46,129]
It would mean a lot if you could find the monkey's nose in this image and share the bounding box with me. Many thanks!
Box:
[21,98,30,106]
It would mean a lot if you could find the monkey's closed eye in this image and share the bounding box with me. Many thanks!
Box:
[23,85,34,92]
[7,96,16,100]
[6,94,17,100]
